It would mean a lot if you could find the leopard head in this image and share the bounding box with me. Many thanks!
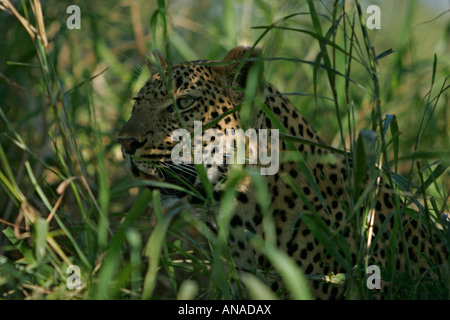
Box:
[118,46,263,206]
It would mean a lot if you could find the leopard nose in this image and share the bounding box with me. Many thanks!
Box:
[118,137,145,155]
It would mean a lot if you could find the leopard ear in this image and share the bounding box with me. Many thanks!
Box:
[215,46,263,88]
[146,49,168,74]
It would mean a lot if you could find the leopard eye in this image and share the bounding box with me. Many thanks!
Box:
[167,98,196,114]
[177,98,196,110]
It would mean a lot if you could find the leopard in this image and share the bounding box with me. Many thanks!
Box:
[118,46,448,299]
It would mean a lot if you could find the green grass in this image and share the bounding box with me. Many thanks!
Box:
[0,0,449,300]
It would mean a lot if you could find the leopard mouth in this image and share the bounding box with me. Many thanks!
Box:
[131,164,162,183]
[130,161,197,197]
[133,166,162,182]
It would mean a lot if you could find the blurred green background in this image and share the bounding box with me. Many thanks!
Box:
[0,0,448,299]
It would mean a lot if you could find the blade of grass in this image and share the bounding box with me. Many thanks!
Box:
[240,273,278,300]
[142,190,178,299]
[250,235,313,300]
[95,189,151,299]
